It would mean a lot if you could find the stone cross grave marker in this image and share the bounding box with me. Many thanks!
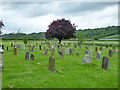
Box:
[48,55,55,72]
[82,55,92,64]
[96,51,101,60]
[102,57,109,70]
[45,49,48,55]
[88,49,92,58]
[30,54,34,61]
[25,51,29,60]
[14,47,17,56]
[109,50,113,57]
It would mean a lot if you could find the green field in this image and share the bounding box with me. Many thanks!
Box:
[2,40,118,88]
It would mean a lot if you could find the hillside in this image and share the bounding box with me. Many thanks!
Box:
[2,26,119,40]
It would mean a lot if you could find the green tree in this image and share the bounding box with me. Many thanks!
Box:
[23,38,28,45]
[76,31,85,45]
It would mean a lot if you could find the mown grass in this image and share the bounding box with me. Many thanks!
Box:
[2,40,118,88]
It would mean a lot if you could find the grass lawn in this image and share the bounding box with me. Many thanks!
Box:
[2,40,118,88]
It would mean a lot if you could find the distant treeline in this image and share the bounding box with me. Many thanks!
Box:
[2,26,119,40]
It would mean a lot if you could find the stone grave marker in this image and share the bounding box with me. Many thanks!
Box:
[80,45,81,48]
[69,49,72,55]
[88,49,92,58]
[102,57,109,70]
[37,45,39,49]
[85,51,88,54]
[48,55,55,72]
[32,47,34,52]
[45,49,48,55]
[2,45,4,50]
[25,51,29,60]
[39,45,42,50]
[113,47,115,54]
[51,48,55,56]
[76,53,79,56]
[72,47,74,52]
[100,47,103,50]
[23,46,25,50]
[7,46,8,51]
[30,54,34,61]
[14,47,17,56]
[5,46,7,51]
[82,55,92,64]
[95,47,98,52]
[106,45,108,48]
[65,48,70,54]
[58,51,63,58]
[75,44,77,48]
[11,43,13,47]
[19,44,21,49]
[109,50,113,57]
[96,51,101,60]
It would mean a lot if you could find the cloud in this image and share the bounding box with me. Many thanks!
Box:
[1,2,118,34]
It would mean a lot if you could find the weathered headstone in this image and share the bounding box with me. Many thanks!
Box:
[14,47,17,56]
[75,44,77,48]
[5,46,7,51]
[25,51,29,60]
[85,51,88,54]
[48,56,55,72]
[45,49,48,55]
[96,51,101,60]
[76,53,79,56]
[88,49,92,58]
[102,57,109,70]
[32,47,34,52]
[113,47,115,54]
[72,47,75,52]
[65,48,70,54]
[30,54,34,61]
[95,47,98,52]
[58,51,63,58]
[69,49,72,55]
[109,50,113,57]
[80,45,81,48]
[7,46,8,51]
[106,45,108,48]
[39,45,42,50]
[2,45,4,50]
[19,44,21,49]
[11,43,13,47]
[82,55,92,64]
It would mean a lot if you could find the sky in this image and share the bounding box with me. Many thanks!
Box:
[0,1,118,34]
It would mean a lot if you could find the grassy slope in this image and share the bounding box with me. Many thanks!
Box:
[2,41,118,88]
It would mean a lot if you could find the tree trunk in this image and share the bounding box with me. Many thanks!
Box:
[59,39,61,45]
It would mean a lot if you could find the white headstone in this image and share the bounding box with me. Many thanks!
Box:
[65,48,70,54]
[82,55,92,64]
[23,46,25,50]
[96,51,101,60]
[88,49,92,58]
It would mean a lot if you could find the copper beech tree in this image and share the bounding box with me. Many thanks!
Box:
[45,18,77,44]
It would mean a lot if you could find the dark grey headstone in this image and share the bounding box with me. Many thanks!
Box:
[48,56,55,72]
[102,57,109,70]
[30,54,34,61]
[25,51,29,60]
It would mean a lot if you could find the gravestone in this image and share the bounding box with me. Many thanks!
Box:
[32,47,34,52]
[69,49,72,55]
[85,51,88,54]
[14,47,17,56]
[102,57,109,70]
[88,49,92,58]
[100,47,103,50]
[72,47,75,52]
[37,45,39,49]
[23,46,25,50]
[95,47,98,52]
[2,45,4,50]
[113,47,115,54]
[76,53,79,56]
[75,44,77,48]
[65,48,70,54]
[30,54,34,61]
[96,51,101,60]
[109,50,113,57]
[58,51,63,58]
[45,49,48,55]
[25,51,29,60]
[7,46,8,51]
[11,43,13,47]
[48,56,55,72]
[80,45,81,48]
[5,46,7,51]
[19,44,21,49]
[39,45,42,50]
[51,48,55,56]
[106,45,108,48]
[82,55,92,64]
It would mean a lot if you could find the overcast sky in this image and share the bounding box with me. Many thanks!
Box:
[0,2,118,34]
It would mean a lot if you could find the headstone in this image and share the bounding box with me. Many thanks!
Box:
[72,47,75,52]
[30,54,34,61]
[88,49,92,58]
[19,44,21,49]
[58,51,63,58]
[25,51,29,60]
[5,46,7,51]
[2,45,4,50]
[65,48,70,54]
[14,47,17,56]
[82,55,92,64]
[37,45,39,49]
[7,46,8,51]
[95,47,98,52]
[113,47,115,54]
[106,45,108,48]
[100,47,103,50]
[51,48,54,56]
[45,49,48,55]
[39,45,42,50]
[85,51,88,54]
[32,47,34,52]
[48,56,55,72]
[109,50,113,57]
[75,44,77,48]
[96,51,101,60]
[69,49,72,55]
[80,45,81,48]
[102,57,109,70]
[76,53,79,56]
[11,43,13,47]
[23,46,25,50]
